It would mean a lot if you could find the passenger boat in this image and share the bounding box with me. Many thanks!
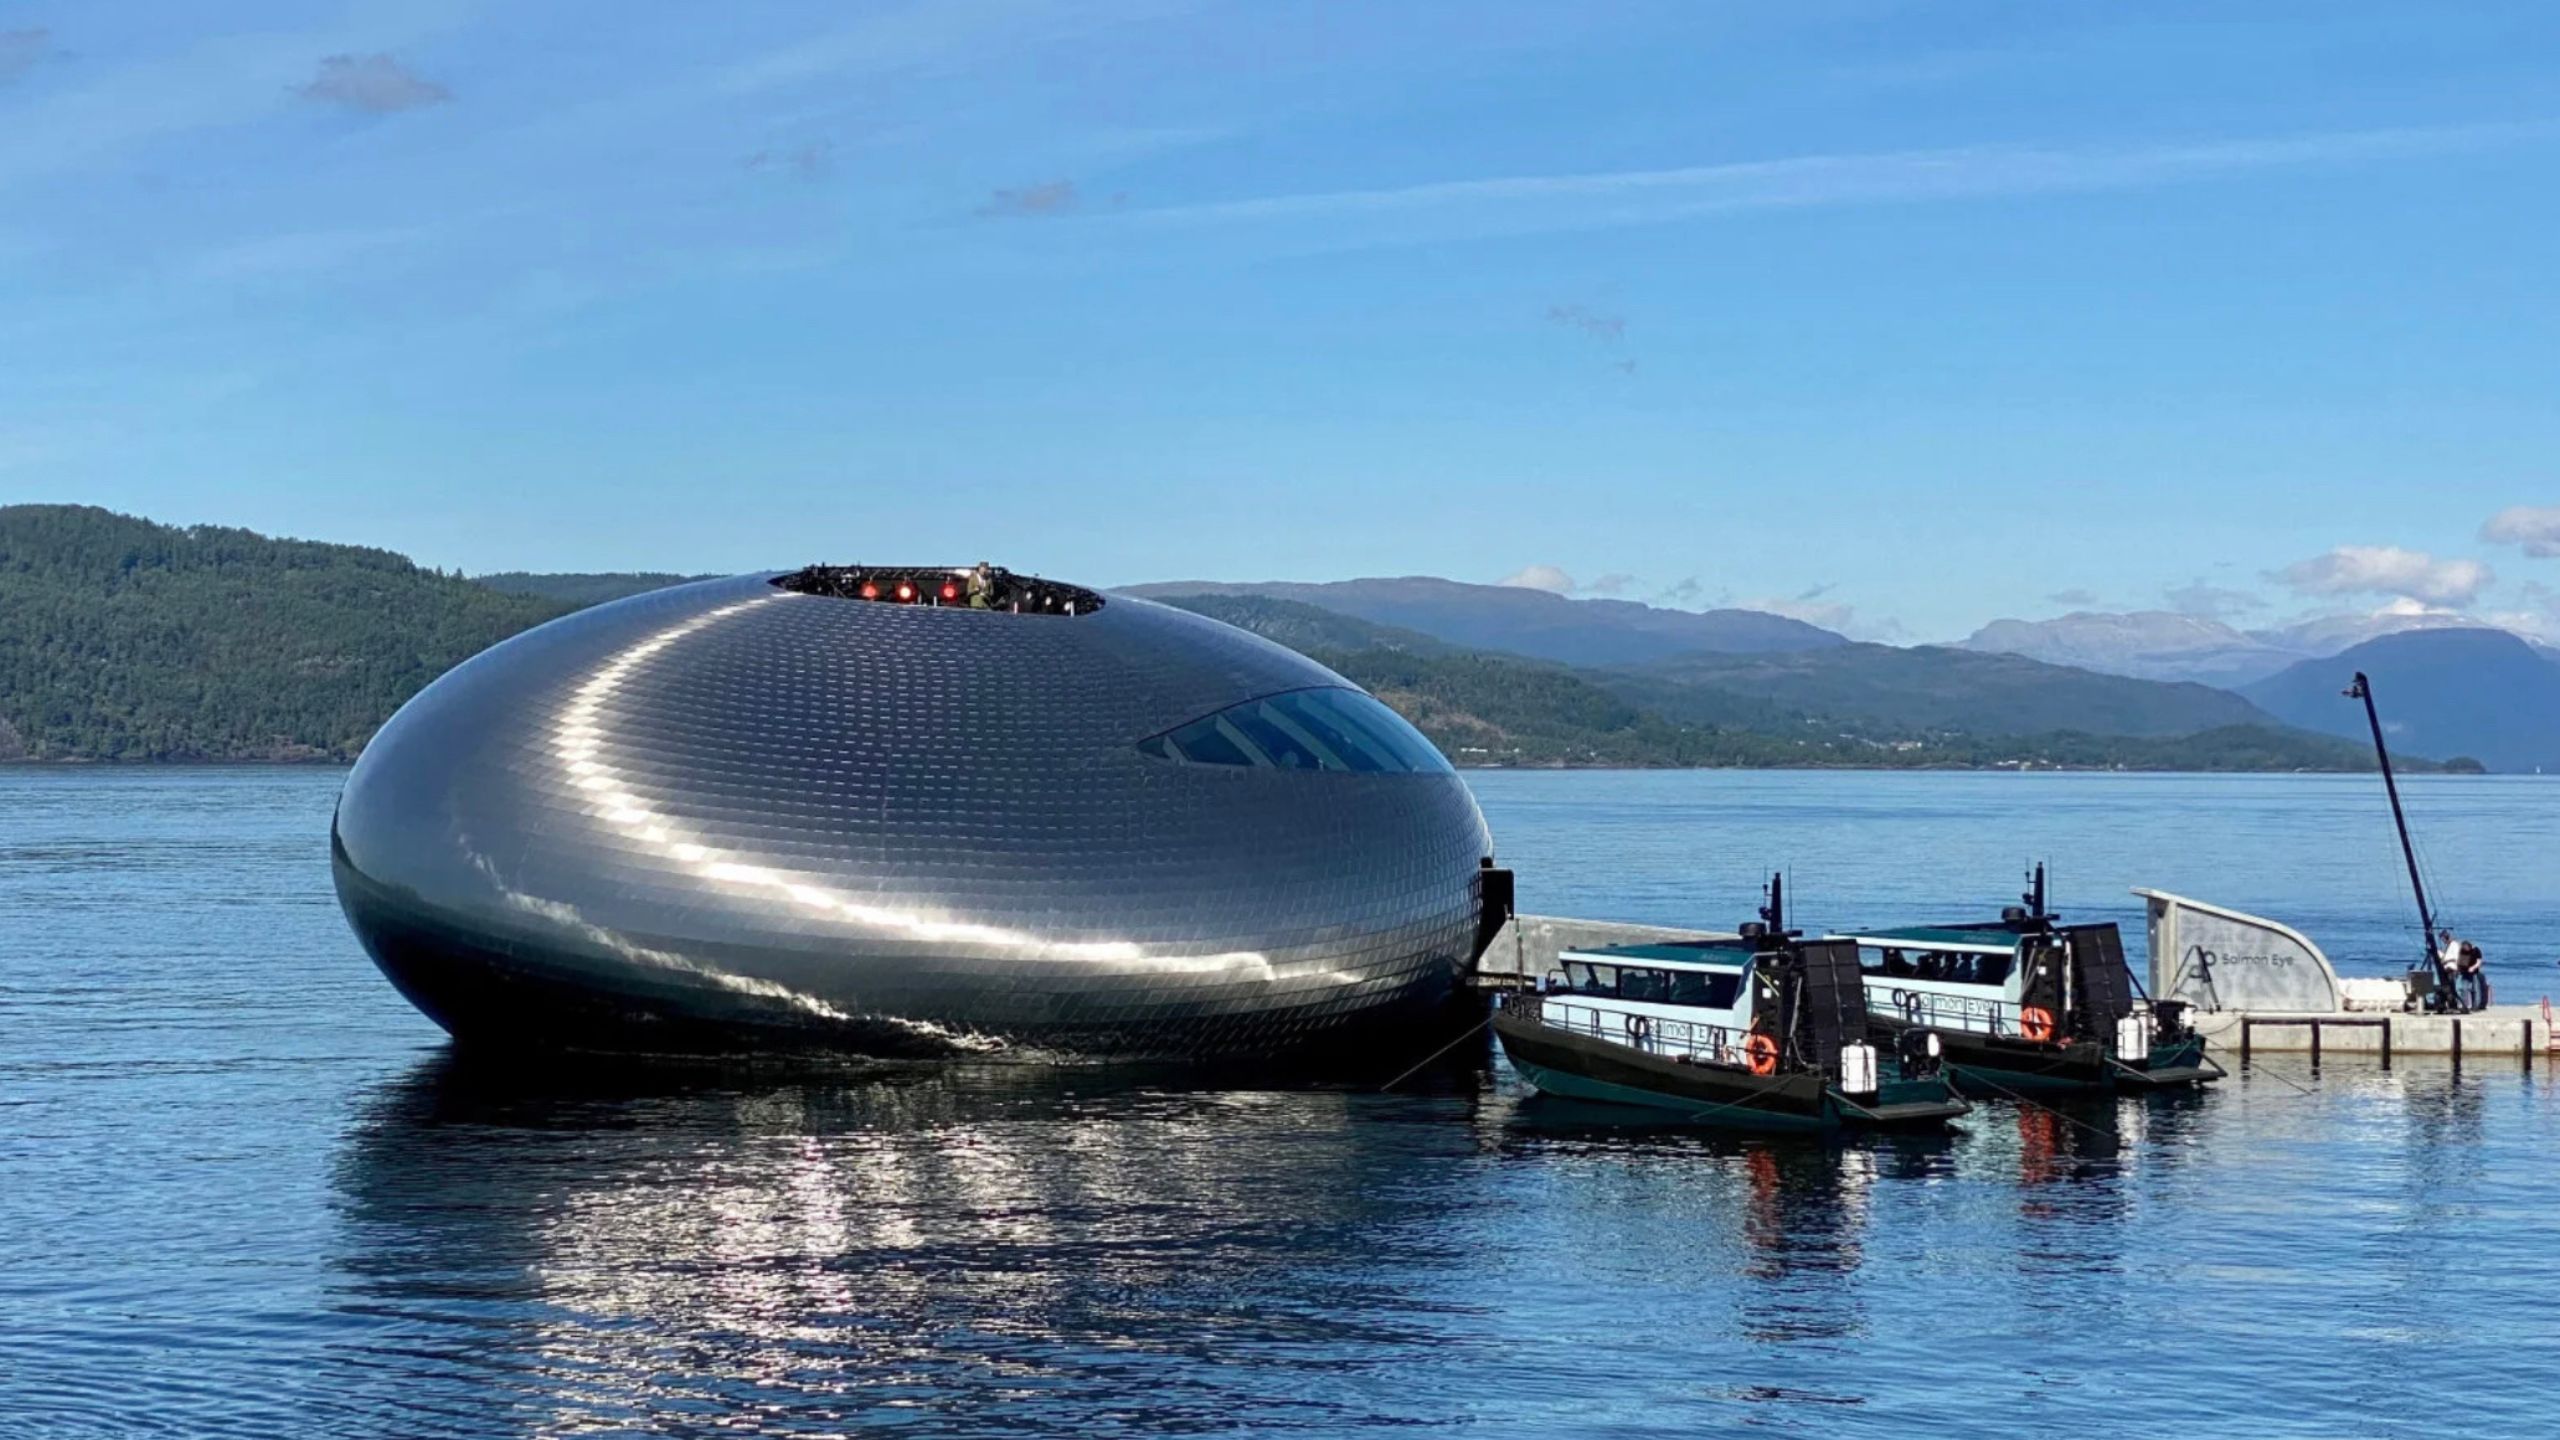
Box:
[1493,879,1970,1132]
[1835,866,2222,1097]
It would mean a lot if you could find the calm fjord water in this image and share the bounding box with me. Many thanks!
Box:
[3,767,2556,1438]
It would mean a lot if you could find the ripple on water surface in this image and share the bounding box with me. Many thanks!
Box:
[2,767,2557,1438]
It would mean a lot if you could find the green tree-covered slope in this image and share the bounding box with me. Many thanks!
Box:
[475,571,711,607]
[0,512,2421,771]
[0,506,569,761]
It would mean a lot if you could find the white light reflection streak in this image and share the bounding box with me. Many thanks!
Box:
[552,597,1295,981]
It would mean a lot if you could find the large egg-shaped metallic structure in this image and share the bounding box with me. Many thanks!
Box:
[332,567,1501,1060]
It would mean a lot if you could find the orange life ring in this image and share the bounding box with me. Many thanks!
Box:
[1744,1031,1780,1076]
[2020,1005,2058,1043]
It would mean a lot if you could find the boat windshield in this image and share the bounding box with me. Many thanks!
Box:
[1559,961,1745,1009]
[1862,946,2015,987]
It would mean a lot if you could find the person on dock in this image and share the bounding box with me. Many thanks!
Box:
[2437,929,2491,1011]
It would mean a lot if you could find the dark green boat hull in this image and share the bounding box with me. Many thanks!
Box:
[1497,1011,1968,1132]
[1867,1018,2221,1097]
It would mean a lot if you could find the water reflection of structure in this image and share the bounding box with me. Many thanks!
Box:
[327,1055,1491,1437]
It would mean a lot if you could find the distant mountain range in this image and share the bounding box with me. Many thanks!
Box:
[1127,577,1845,664]
[1153,593,2420,772]
[0,507,2526,771]
[2242,629,2560,774]
[1958,606,2539,687]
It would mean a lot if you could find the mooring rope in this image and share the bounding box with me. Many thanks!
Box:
[1950,1067,2122,1144]
[1378,1012,1495,1093]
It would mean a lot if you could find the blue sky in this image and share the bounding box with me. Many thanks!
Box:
[3,1,2556,641]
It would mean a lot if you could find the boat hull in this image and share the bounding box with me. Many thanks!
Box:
[1867,1017,2112,1095]
[1869,1018,2222,1095]
[2110,1033,2226,1089]
[1495,1010,1965,1132]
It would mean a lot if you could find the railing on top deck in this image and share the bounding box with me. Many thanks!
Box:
[1519,993,1747,1067]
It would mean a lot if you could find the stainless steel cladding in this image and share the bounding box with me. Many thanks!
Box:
[331,573,1497,1059]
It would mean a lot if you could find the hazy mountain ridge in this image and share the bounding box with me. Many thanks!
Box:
[1156,594,2412,772]
[2242,628,2560,773]
[1127,576,1847,665]
[1959,611,2302,686]
[1611,642,2285,739]
[0,513,2503,771]
[1960,605,2537,686]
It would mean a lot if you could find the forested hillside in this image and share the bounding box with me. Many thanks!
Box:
[0,506,568,761]
[0,512,2436,771]
[475,571,709,606]
[1157,594,2422,772]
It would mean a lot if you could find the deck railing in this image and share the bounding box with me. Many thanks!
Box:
[1867,985,2020,1038]
[1524,995,1745,1066]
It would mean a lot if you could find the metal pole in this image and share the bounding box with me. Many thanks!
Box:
[2349,673,2438,973]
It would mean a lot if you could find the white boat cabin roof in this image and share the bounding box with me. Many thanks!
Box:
[1828,926,2026,957]
[1555,939,1760,975]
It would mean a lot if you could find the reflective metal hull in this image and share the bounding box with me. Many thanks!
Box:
[331,576,1496,1059]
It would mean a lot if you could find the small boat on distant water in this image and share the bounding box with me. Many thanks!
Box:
[1493,878,1970,1132]
[1835,865,2222,1097]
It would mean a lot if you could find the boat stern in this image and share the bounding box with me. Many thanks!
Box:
[2112,1031,2226,1088]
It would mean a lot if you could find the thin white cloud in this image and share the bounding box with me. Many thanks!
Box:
[2273,545,2493,606]
[1497,563,1575,595]
[2164,580,2265,619]
[0,28,50,84]
[1738,583,1900,639]
[296,54,450,114]
[979,179,1080,218]
[2481,505,2560,559]
[1105,119,2560,246]
[1546,304,1625,342]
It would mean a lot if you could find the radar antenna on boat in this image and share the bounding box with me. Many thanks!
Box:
[1751,871,1800,942]
[2003,861,2055,929]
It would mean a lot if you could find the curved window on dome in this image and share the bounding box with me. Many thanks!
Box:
[1138,688,1452,774]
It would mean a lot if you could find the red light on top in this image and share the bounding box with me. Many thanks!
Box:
[895,582,916,602]
[940,582,959,601]
[858,582,879,599]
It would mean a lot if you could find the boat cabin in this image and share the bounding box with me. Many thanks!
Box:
[1835,926,2054,1039]
[1543,941,1763,1065]
[1493,875,1971,1127]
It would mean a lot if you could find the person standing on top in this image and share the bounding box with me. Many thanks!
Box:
[2437,928,2490,1010]
[966,561,995,609]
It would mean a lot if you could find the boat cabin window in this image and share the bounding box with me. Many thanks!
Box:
[1559,961,1743,1008]
[1669,970,1740,1007]
[1561,962,1619,992]
[1865,946,2013,986]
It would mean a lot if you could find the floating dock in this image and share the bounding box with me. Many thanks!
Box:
[2139,888,2555,1061]
[1470,892,2555,1065]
